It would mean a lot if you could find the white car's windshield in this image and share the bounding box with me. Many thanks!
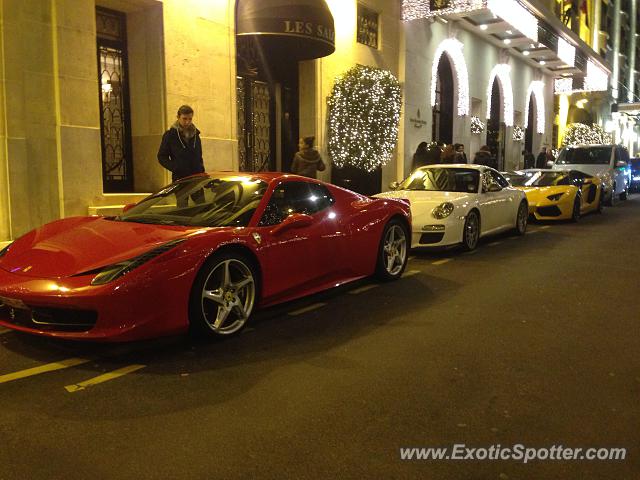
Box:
[556,147,611,165]
[116,175,268,227]
[399,168,479,193]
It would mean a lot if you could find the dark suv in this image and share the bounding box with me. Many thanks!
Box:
[630,158,640,192]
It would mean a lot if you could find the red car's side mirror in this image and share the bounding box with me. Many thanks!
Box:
[270,213,313,235]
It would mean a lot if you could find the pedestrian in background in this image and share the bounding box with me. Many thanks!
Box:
[536,146,548,168]
[291,136,326,178]
[157,105,205,207]
[522,149,536,169]
[158,105,205,183]
[545,147,555,166]
[454,143,468,163]
[473,145,494,167]
[411,141,430,171]
[441,144,456,164]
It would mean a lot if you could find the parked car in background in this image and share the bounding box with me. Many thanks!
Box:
[503,169,603,222]
[0,173,411,341]
[630,157,640,192]
[375,165,528,251]
[552,144,630,205]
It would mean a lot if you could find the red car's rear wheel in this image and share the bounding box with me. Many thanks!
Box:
[375,219,408,281]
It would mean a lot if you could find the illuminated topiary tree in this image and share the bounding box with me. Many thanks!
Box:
[562,123,612,146]
[327,65,402,172]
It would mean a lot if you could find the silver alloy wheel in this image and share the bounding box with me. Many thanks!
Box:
[465,212,479,249]
[517,203,528,232]
[200,258,256,335]
[383,225,407,276]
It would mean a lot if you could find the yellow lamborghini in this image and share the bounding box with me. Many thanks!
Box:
[502,169,604,221]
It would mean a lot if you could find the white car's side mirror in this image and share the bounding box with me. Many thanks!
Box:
[389,181,400,190]
[546,161,554,168]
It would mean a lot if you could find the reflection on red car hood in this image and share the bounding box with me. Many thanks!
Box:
[0,216,195,279]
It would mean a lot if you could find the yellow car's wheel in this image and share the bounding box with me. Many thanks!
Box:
[596,190,605,214]
[570,196,581,222]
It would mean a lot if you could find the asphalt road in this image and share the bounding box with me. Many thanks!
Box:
[0,195,639,480]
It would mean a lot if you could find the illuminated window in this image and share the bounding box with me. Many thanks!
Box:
[357,4,379,49]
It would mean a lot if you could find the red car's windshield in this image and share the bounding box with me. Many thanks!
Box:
[117,175,268,227]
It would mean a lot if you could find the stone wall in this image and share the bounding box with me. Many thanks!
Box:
[0,0,238,241]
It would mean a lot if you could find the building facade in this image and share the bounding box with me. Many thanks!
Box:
[401,0,610,172]
[0,0,402,243]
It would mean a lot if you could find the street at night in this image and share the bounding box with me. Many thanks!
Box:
[1,197,638,480]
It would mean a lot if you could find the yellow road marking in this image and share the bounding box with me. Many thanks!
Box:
[0,327,11,335]
[349,284,379,295]
[403,269,421,277]
[288,303,327,316]
[65,364,146,393]
[540,225,552,229]
[487,241,502,247]
[0,358,93,384]
[527,230,539,234]
[432,258,452,265]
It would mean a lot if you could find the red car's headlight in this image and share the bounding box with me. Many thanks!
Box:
[0,242,12,259]
[90,239,186,286]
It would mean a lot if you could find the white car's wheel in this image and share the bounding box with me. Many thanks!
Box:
[461,210,480,251]
[514,201,528,234]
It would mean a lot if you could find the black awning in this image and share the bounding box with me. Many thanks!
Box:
[236,0,335,61]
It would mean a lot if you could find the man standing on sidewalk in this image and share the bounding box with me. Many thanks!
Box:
[157,105,205,207]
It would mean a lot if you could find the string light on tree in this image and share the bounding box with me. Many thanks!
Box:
[402,0,485,21]
[431,38,470,116]
[512,125,524,142]
[327,65,402,172]
[562,123,612,146]
[471,116,485,134]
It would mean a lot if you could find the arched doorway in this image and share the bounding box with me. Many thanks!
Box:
[525,93,536,154]
[524,81,545,157]
[235,0,335,172]
[486,65,513,171]
[432,54,454,145]
[486,79,503,170]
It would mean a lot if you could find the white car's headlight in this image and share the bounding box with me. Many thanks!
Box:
[432,202,455,219]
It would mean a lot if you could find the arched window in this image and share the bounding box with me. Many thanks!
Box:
[432,55,454,144]
[486,79,502,170]
[525,93,536,154]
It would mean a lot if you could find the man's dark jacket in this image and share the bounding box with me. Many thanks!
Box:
[157,126,205,182]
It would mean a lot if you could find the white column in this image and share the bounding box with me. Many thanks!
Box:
[628,0,637,102]
[611,0,622,100]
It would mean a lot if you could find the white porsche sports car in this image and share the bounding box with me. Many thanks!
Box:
[376,164,528,250]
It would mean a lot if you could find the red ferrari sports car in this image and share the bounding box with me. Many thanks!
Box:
[0,173,410,341]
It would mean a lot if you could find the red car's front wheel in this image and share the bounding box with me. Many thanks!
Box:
[189,252,257,337]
